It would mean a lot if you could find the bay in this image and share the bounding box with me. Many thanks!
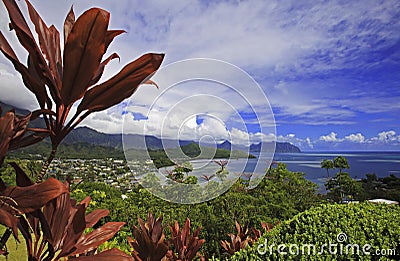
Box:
[187,151,400,192]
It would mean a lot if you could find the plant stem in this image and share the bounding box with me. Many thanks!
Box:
[37,145,58,183]
[0,229,12,251]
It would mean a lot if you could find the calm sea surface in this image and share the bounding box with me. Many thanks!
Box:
[188,151,400,191]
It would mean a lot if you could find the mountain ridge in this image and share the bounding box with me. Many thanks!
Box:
[1,101,301,153]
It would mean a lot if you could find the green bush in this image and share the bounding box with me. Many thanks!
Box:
[227,203,400,260]
[71,163,322,258]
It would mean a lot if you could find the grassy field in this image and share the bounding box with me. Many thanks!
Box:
[0,227,27,260]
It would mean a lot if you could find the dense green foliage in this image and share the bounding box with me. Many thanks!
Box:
[150,142,255,168]
[9,141,125,159]
[227,203,400,260]
[70,163,322,258]
[323,156,400,203]
[359,173,400,202]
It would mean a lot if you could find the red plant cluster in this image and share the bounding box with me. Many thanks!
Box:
[0,0,163,181]
[0,0,164,259]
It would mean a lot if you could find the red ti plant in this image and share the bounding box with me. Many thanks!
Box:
[0,169,68,254]
[220,221,251,255]
[0,106,64,254]
[11,164,128,260]
[0,106,49,166]
[166,218,205,261]
[221,221,279,255]
[0,0,164,181]
[128,212,169,261]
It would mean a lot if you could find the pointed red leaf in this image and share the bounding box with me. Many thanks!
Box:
[26,0,62,87]
[104,30,125,52]
[77,53,164,114]
[88,52,120,86]
[9,132,49,150]
[9,162,33,187]
[0,208,18,239]
[63,5,75,44]
[58,203,86,257]
[85,209,109,228]
[2,0,57,98]
[0,111,14,165]
[0,30,47,107]
[2,178,68,213]
[42,192,71,250]
[61,8,110,107]
[69,222,125,256]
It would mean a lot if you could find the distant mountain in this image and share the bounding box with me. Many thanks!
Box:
[217,140,231,150]
[64,127,122,148]
[250,142,301,153]
[2,101,301,154]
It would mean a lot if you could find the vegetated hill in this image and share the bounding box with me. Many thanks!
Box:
[64,126,122,148]
[9,141,124,160]
[147,142,255,168]
[250,141,301,153]
[2,101,301,154]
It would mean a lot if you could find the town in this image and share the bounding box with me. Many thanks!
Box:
[46,158,156,192]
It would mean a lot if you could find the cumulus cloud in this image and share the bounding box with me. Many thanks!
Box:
[376,130,397,143]
[319,132,339,142]
[315,130,400,150]
[0,0,398,150]
[344,133,365,143]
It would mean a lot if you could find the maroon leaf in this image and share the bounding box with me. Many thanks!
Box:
[0,208,18,239]
[61,8,110,107]
[0,30,47,107]
[9,162,34,187]
[89,52,120,86]
[77,53,164,114]
[58,202,87,257]
[104,30,125,52]
[42,192,71,250]
[2,178,68,213]
[26,0,62,87]
[0,111,14,165]
[69,222,125,256]
[2,0,57,98]
[85,209,109,228]
[73,248,133,261]
[63,5,75,45]
[8,132,49,151]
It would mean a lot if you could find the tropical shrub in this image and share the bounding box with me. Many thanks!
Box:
[128,212,169,261]
[226,203,400,261]
[166,218,205,261]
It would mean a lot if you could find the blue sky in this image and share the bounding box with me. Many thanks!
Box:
[0,0,399,151]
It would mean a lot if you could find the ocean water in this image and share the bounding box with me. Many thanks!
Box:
[247,152,400,189]
[188,151,400,190]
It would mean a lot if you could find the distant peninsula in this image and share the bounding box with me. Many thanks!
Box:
[250,142,301,153]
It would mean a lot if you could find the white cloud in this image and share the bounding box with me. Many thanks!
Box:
[319,132,339,142]
[0,0,398,149]
[344,133,365,143]
[375,130,398,143]
[315,130,400,150]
